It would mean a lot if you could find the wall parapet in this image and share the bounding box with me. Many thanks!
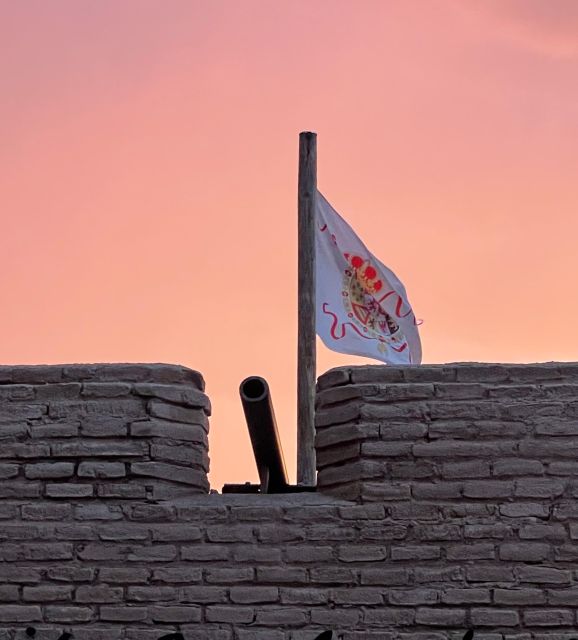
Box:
[315,362,578,502]
[0,363,210,501]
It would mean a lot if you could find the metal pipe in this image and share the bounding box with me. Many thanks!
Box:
[239,376,289,493]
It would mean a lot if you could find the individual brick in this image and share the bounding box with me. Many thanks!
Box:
[47,567,95,582]
[0,464,19,479]
[50,441,147,457]
[205,606,255,624]
[470,608,519,627]
[514,478,566,498]
[391,546,441,561]
[494,589,546,605]
[21,504,72,520]
[229,587,279,604]
[493,459,544,476]
[0,606,42,622]
[149,606,202,623]
[181,587,228,603]
[45,484,93,498]
[44,606,93,623]
[152,567,202,583]
[99,607,147,622]
[127,587,179,602]
[130,419,207,443]
[23,586,73,602]
[131,461,206,486]
[388,589,438,606]
[523,609,574,626]
[499,543,551,561]
[77,462,126,478]
[518,566,572,584]
[414,607,465,627]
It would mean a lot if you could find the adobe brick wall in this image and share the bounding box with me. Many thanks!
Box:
[0,364,210,502]
[1,362,578,640]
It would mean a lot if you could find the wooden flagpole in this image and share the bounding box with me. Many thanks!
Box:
[297,131,317,486]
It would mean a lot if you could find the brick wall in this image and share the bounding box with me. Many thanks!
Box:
[1,362,578,639]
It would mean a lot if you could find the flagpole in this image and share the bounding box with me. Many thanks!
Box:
[297,131,317,486]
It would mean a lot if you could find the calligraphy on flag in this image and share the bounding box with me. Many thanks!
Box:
[315,191,422,365]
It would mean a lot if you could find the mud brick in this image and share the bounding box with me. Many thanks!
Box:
[494,589,546,605]
[442,588,490,604]
[471,608,519,626]
[148,400,209,427]
[45,484,93,498]
[80,416,127,437]
[414,607,466,627]
[30,422,79,438]
[97,484,147,499]
[518,566,572,584]
[25,462,75,479]
[75,504,123,520]
[391,545,441,561]
[514,478,566,498]
[127,545,177,562]
[388,589,438,606]
[134,383,210,411]
[149,606,202,622]
[280,588,329,605]
[131,461,206,486]
[256,567,308,584]
[0,483,42,498]
[47,567,95,582]
[77,461,126,478]
[0,586,18,601]
[230,587,279,604]
[22,504,72,520]
[125,504,176,521]
[127,586,179,602]
[181,586,228,603]
[500,502,550,518]
[45,606,93,623]
[416,568,464,585]
[205,568,254,584]
[99,607,147,622]
[446,543,495,561]
[206,606,255,623]
[181,545,230,562]
[339,545,387,562]
[98,567,150,583]
[442,460,490,478]
[523,609,574,626]
[81,382,132,397]
[316,425,379,452]
[0,444,49,458]
[520,524,566,540]
[22,586,73,601]
[363,608,413,626]
[152,567,202,583]
[130,419,207,443]
[0,606,42,622]
[150,443,209,468]
[0,567,42,583]
[0,464,19,479]
[51,441,147,457]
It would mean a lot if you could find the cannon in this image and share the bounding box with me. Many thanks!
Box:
[221,376,316,494]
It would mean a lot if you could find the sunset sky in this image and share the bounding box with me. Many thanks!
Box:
[2,0,577,490]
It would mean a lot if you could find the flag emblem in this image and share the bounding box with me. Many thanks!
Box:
[316,191,422,365]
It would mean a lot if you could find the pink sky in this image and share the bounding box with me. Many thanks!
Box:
[1,0,577,489]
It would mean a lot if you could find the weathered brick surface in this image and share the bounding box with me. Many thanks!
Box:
[0,362,578,639]
[0,363,209,501]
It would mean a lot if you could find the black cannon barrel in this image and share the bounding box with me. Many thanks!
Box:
[239,376,289,493]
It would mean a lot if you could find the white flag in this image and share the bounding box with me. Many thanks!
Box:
[315,191,422,365]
